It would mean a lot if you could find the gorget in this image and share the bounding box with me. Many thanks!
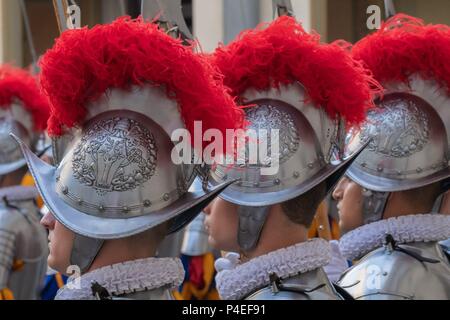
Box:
[339,214,450,261]
[214,238,331,300]
[55,257,184,300]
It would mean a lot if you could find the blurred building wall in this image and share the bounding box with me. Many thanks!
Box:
[328,0,450,43]
[0,0,22,65]
[193,0,327,52]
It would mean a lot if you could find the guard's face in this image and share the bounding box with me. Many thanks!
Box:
[41,211,75,274]
[332,176,364,233]
[203,198,240,252]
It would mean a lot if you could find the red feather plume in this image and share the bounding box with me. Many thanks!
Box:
[352,14,450,93]
[211,16,380,126]
[39,16,244,139]
[0,65,50,131]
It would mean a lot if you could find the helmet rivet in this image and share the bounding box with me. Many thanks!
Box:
[383,271,388,276]
[253,182,260,187]
[377,166,383,172]
[274,179,281,185]
[98,205,105,212]
[62,186,69,195]
[416,167,423,173]
[163,193,170,201]
[77,199,83,205]
[123,206,129,213]
[143,200,151,207]
[431,164,437,170]
[361,162,367,168]
[396,170,402,176]
[293,171,300,179]
[307,163,314,169]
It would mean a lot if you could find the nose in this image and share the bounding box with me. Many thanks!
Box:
[203,201,213,216]
[332,178,345,201]
[41,209,56,230]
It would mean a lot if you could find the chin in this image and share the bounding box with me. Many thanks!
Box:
[47,254,65,274]
[47,255,57,271]
[208,236,218,249]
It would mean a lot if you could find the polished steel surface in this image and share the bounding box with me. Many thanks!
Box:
[347,77,450,193]
[0,193,48,299]
[209,83,362,207]
[246,267,343,300]
[338,241,450,300]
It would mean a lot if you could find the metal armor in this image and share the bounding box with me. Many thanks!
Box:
[246,268,343,300]
[0,104,42,175]
[17,86,236,273]
[209,84,365,250]
[92,283,175,300]
[0,186,48,300]
[440,238,450,261]
[210,83,360,208]
[17,13,243,278]
[347,77,450,194]
[338,241,450,300]
[180,212,211,256]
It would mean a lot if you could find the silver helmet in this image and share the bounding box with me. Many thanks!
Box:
[208,84,366,251]
[0,67,50,176]
[17,86,236,240]
[209,83,364,206]
[208,16,376,251]
[0,103,35,175]
[347,76,450,193]
[345,76,450,225]
[14,18,243,272]
[343,14,450,225]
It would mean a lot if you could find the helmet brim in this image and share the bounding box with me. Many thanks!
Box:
[13,133,233,239]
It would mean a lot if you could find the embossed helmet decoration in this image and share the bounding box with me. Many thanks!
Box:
[14,17,244,271]
[345,14,450,223]
[209,17,378,250]
[0,65,50,175]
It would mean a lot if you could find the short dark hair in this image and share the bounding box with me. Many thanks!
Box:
[281,182,327,227]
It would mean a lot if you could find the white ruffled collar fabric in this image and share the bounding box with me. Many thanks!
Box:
[339,214,450,261]
[55,257,184,300]
[214,238,331,300]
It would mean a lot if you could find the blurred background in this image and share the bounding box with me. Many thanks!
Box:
[1,0,450,66]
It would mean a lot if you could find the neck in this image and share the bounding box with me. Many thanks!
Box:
[86,230,166,273]
[383,192,436,220]
[240,205,308,262]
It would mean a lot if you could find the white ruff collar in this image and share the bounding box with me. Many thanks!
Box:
[55,257,184,300]
[215,239,331,300]
[339,214,450,261]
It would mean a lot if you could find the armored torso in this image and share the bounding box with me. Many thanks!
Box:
[338,214,450,300]
[0,186,48,300]
[215,239,342,300]
[246,267,342,300]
